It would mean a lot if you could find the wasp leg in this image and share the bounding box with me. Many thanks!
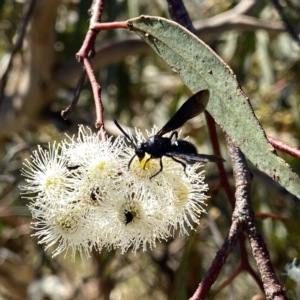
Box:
[169,156,187,176]
[149,158,163,180]
[67,165,80,170]
[128,154,137,170]
[143,156,152,170]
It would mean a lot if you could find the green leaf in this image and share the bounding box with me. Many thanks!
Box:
[129,16,300,199]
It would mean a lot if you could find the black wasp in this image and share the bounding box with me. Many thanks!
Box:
[114,89,224,179]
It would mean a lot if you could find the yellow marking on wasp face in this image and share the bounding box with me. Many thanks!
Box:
[139,158,151,169]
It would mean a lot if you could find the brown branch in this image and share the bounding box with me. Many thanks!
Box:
[226,135,286,300]
[267,136,300,159]
[76,0,105,59]
[239,234,264,291]
[166,2,241,298]
[167,2,260,299]
[213,229,264,296]
[190,200,243,299]
[76,28,97,60]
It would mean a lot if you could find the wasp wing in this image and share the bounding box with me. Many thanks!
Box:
[156,89,210,136]
[165,151,225,164]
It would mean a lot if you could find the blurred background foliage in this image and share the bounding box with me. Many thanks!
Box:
[0,0,300,299]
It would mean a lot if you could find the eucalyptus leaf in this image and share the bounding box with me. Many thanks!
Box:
[128,16,300,199]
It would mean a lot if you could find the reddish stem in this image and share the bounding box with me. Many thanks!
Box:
[215,235,263,295]
[190,216,243,300]
[69,0,109,137]
[76,28,97,60]
[267,135,300,159]
[83,58,105,131]
[70,2,133,137]
[239,234,264,291]
[215,264,242,294]
[205,112,235,209]
[255,212,286,221]
[93,21,129,30]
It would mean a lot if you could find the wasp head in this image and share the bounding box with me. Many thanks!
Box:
[135,143,146,161]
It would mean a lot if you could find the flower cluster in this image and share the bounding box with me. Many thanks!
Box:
[20,125,208,260]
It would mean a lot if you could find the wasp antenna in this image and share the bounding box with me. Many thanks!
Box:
[114,120,136,146]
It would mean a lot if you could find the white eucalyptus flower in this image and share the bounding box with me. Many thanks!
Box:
[30,203,93,261]
[97,185,171,253]
[62,125,126,173]
[20,142,72,202]
[20,124,210,260]
[164,167,208,235]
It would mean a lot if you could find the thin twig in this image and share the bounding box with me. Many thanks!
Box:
[267,136,300,159]
[70,3,131,132]
[0,0,37,104]
[92,21,129,30]
[70,0,106,132]
[190,207,243,299]
[83,57,104,130]
[76,0,105,59]
[205,112,235,208]
[61,69,86,120]
[213,230,263,296]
